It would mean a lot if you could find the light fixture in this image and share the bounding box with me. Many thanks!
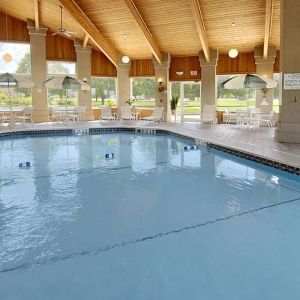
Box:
[176,71,184,76]
[121,34,130,64]
[121,55,130,64]
[228,22,238,58]
[2,11,13,63]
[229,48,238,58]
[158,78,164,92]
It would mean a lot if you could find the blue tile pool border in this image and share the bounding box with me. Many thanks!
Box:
[0,127,299,175]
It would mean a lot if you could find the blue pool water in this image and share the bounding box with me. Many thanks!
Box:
[0,132,300,299]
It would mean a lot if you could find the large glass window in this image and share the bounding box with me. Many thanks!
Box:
[91,77,116,107]
[47,61,76,76]
[47,61,77,106]
[0,42,31,108]
[171,81,201,122]
[273,73,280,113]
[131,77,155,107]
[217,75,256,111]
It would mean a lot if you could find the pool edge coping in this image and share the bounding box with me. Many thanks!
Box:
[0,126,299,175]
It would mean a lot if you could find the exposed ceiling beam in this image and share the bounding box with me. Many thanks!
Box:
[59,0,119,67]
[191,0,210,62]
[83,33,89,49]
[123,0,162,64]
[33,0,40,30]
[263,0,274,59]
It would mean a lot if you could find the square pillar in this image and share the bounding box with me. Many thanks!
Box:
[153,53,171,121]
[27,19,49,123]
[276,0,300,143]
[199,50,218,113]
[117,58,131,108]
[74,39,94,120]
[254,45,276,113]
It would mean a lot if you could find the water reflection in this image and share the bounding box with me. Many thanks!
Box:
[1,133,299,272]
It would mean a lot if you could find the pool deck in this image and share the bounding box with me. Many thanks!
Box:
[1,121,300,169]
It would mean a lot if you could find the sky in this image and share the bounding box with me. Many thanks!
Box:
[0,42,30,73]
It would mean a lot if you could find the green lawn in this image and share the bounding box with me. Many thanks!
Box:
[0,96,280,113]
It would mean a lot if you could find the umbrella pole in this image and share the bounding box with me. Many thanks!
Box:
[8,76,13,128]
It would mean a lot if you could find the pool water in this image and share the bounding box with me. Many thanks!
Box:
[0,133,300,300]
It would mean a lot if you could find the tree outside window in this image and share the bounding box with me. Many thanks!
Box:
[131,77,155,107]
[0,42,31,108]
[91,77,116,107]
[47,61,77,106]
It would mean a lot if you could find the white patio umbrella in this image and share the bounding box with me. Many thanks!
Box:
[43,75,90,109]
[0,72,35,127]
[220,74,277,107]
[221,74,277,89]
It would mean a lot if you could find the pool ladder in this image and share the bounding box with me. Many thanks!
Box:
[135,128,156,134]
[73,128,89,135]
[195,138,208,147]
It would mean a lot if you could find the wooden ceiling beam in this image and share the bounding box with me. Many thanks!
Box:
[191,0,210,62]
[83,33,89,49]
[33,0,40,30]
[59,0,119,67]
[263,0,274,59]
[123,0,162,64]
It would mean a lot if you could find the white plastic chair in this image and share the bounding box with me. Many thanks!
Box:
[199,105,216,124]
[141,107,164,122]
[260,110,275,128]
[224,109,236,124]
[0,112,10,124]
[50,107,64,122]
[15,107,33,124]
[100,107,117,120]
[120,106,135,120]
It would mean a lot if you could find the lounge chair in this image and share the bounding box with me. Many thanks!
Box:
[199,105,216,124]
[141,107,164,122]
[100,107,117,120]
[120,106,136,120]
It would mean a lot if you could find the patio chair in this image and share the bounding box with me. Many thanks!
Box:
[120,106,136,120]
[100,107,117,120]
[224,109,236,124]
[50,107,64,122]
[141,107,164,122]
[199,105,216,124]
[260,110,275,128]
[236,109,250,127]
[0,112,10,124]
[14,107,33,124]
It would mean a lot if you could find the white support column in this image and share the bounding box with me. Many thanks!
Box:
[153,53,171,121]
[74,39,94,120]
[199,50,219,115]
[27,19,49,123]
[254,45,276,113]
[117,58,131,108]
[276,0,300,143]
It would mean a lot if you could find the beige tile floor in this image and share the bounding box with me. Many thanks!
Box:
[1,121,300,168]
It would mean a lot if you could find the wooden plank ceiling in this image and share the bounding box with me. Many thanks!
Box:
[0,0,280,59]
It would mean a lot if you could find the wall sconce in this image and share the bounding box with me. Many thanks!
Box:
[158,78,164,92]
[176,71,184,76]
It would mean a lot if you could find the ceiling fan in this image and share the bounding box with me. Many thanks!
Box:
[52,5,77,38]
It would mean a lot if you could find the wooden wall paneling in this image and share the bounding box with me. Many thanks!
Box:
[217,52,256,75]
[0,12,29,42]
[169,56,201,81]
[46,34,76,61]
[91,49,117,77]
[130,59,155,77]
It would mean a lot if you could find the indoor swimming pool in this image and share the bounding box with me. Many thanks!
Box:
[0,131,300,299]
